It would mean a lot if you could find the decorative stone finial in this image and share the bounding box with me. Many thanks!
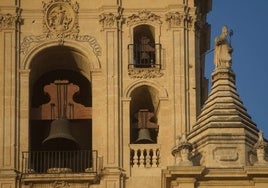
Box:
[172,133,193,166]
[254,131,268,166]
[214,25,233,69]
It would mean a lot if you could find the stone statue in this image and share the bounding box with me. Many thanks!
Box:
[254,131,268,166]
[214,25,233,69]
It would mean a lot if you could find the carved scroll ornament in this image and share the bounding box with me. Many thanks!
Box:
[128,68,163,79]
[127,9,162,26]
[52,181,70,188]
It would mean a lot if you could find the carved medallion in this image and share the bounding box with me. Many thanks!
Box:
[21,1,102,57]
[46,4,74,32]
[43,0,79,37]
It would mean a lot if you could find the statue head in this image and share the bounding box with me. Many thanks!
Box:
[221,25,228,37]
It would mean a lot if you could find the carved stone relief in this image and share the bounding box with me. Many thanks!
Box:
[52,181,70,188]
[127,9,162,26]
[165,12,183,29]
[128,68,163,79]
[99,12,122,31]
[0,11,22,31]
[165,11,194,29]
[185,14,194,29]
[20,0,101,57]
[43,0,79,38]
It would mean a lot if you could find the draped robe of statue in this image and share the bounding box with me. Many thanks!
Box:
[214,25,233,69]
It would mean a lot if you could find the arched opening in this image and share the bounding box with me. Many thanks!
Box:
[28,45,94,173]
[132,24,157,68]
[30,70,92,151]
[130,85,159,144]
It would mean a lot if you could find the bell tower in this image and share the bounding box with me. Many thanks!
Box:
[2,1,267,188]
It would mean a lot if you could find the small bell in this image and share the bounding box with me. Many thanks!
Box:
[135,128,154,144]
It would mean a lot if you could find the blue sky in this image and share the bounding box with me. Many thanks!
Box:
[205,1,268,137]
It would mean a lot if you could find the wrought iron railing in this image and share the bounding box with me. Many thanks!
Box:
[128,43,161,69]
[22,150,98,174]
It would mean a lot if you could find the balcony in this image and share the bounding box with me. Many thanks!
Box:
[130,144,160,168]
[21,150,99,184]
[128,43,161,69]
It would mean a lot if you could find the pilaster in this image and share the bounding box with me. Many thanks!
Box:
[19,69,30,165]
[99,167,126,188]
[121,97,131,176]
[99,8,122,168]
[165,9,187,137]
[0,6,21,187]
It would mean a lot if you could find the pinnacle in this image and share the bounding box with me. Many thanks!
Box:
[194,67,257,130]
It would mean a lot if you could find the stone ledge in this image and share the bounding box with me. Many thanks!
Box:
[21,173,99,184]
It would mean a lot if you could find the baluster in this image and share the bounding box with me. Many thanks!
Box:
[133,149,139,168]
[140,149,145,168]
[152,148,157,167]
[145,149,151,168]
[156,149,160,167]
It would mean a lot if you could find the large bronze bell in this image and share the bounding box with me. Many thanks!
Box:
[135,128,154,144]
[42,117,79,151]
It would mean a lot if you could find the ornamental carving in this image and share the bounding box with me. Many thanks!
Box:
[185,15,194,29]
[165,11,194,29]
[0,12,22,31]
[20,33,102,57]
[128,68,163,79]
[52,181,70,188]
[99,12,122,30]
[21,0,101,57]
[127,10,162,26]
[42,0,79,40]
[165,12,183,29]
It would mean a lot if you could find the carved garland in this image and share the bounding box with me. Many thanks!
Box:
[128,68,163,79]
[127,9,162,26]
[20,0,101,57]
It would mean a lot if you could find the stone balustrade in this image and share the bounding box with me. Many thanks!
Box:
[129,144,160,168]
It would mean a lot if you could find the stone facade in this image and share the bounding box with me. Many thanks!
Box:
[0,1,267,188]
